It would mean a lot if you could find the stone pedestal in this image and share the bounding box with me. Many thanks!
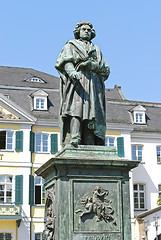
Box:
[36,145,139,240]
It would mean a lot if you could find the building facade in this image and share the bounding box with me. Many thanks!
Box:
[0,66,161,240]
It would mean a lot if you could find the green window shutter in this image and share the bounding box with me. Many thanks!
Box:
[29,131,35,152]
[15,131,23,152]
[29,175,34,205]
[15,175,23,205]
[117,137,125,157]
[51,134,58,154]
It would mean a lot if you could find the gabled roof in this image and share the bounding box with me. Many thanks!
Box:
[30,89,48,97]
[105,85,126,100]
[136,205,161,219]
[130,105,146,112]
[0,93,36,123]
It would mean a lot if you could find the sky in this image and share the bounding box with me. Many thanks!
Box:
[0,0,161,103]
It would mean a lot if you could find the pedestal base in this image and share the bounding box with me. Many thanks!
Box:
[36,145,139,240]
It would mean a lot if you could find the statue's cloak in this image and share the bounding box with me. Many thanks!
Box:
[55,39,110,144]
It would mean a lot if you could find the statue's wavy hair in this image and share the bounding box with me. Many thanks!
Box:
[73,21,96,40]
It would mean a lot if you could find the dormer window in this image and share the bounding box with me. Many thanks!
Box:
[131,105,146,124]
[26,77,45,83]
[31,90,48,111]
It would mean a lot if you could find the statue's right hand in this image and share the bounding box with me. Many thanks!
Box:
[69,71,82,81]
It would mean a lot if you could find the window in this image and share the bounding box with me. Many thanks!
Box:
[35,233,44,240]
[35,177,45,205]
[0,176,12,203]
[0,131,13,150]
[35,134,49,153]
[31,90,48,111]
[3,95,10,99]
[26,77,45,83]
[105,137,115,147]
[131,105,146,124]
[0,233,12,240]
[132,145,142,161]
[136,113,143,123]
[156,146,161,163]
[36,99,45,110]
[30,132,58,154]
[134,184,145,210]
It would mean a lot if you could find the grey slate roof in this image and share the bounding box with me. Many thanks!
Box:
[0,66,161,133]
[106,99,161,133]
[0,67,124,122]
[0,66,60,89]
[0,66,60,121]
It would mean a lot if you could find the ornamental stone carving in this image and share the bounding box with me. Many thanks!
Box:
[75,186,116,225]
[0,107,19,120]
[43,189,56,240]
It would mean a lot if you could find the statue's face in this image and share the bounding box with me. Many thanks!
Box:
[79,25,92,41]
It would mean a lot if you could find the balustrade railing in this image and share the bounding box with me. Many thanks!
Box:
[0,203,21,218]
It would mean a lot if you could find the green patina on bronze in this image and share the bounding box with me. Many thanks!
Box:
[55,21,110,146]
[36,21,140,240]
[36,145,140,240]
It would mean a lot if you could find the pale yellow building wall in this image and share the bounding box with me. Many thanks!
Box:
[32,127,59,133]
[32,222,44,237]
[31,206,45,218]
[134,219,140,240]
[32,153,54,164]
[0,152,21,163]
[106,130,121,136]
[0,220,16,231]
[0,124,20,130]
[0,220,17,239]
[0,166,20,175]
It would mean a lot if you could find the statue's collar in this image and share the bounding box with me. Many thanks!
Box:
[78,39,92,44]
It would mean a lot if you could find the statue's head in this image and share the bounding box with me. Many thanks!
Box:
[73,21,96,41]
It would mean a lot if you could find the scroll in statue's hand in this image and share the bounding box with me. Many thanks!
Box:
[78,59,98,72]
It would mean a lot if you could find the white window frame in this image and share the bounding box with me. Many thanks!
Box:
[0,130,14,151]
[0,175,13,204]
[34,177,45,205]
[0,233,12,240]
[36,98,45,110]
[35,132,49,153]
[134,183,146,210]
[105,137,115,147]
[0,231,15,240]
[131,145,143,161]
[34,97,47,110]
[35,232,44,240]
[134,111,146,124]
